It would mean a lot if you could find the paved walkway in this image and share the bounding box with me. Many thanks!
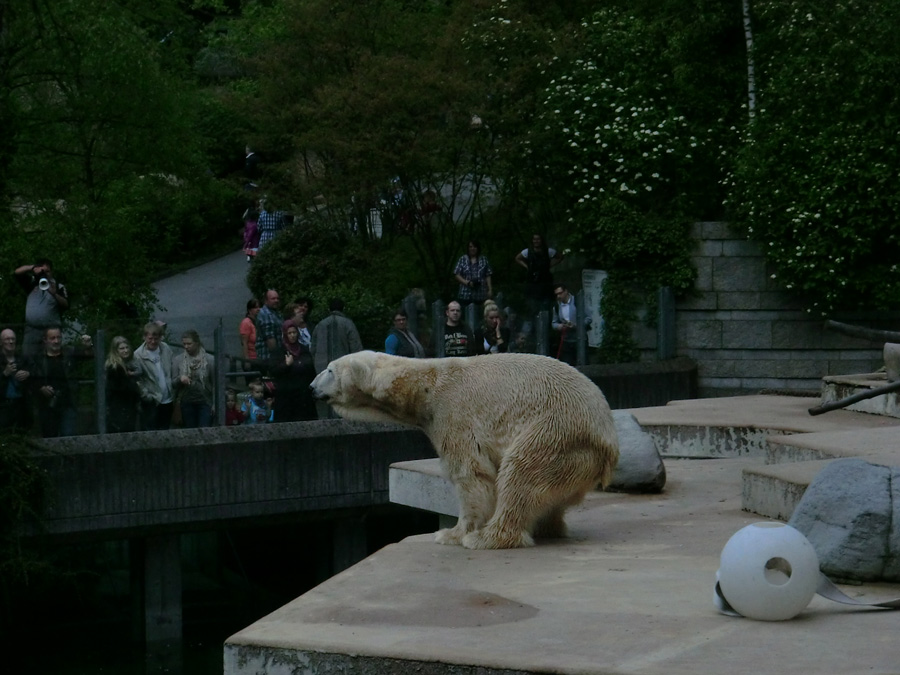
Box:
[153,249,251,357]
[225,396,900,675]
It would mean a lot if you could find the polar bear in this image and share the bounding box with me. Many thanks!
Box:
[310,351,619,549]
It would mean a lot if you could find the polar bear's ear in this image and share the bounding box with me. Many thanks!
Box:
[344,357,376,393]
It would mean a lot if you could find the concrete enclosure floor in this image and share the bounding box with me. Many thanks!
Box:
[225,453,900,675]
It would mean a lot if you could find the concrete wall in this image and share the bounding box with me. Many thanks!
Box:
[638,222,900,398]
[27,420,436,539]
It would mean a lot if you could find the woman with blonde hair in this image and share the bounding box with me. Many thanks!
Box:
[474,302,511,355]
[105,335,141,433]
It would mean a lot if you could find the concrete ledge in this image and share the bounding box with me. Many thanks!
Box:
[741,460,828,521]
[389,459,457,518]
[27,421,436,539]
[742,427,900,519]
[742,450,900,520]
[821,373,900,418]
[765,427,900,464]
[640,424,789,458]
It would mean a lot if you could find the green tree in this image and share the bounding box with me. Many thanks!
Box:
[213,0,591,301]
[0,0,240,326]
[523,4,744,361]
[726,0,900,316]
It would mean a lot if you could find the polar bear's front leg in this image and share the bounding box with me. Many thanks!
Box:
[434,453,498,546]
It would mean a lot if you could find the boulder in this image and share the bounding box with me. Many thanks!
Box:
[789,458,900,582]
[608,411,667,493]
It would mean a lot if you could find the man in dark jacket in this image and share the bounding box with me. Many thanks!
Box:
[25,327,92,437]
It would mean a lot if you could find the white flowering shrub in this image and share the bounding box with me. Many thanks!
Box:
[726,0,900,315]
[529,9,739,360]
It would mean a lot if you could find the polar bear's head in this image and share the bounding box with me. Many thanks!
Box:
[310,350,430,425]
[310,351,378,404]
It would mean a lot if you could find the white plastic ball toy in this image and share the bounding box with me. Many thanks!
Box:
[717,522,820,621]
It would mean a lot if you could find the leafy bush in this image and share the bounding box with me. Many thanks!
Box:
[726,0,900,315]
[528,9,733,361]
[0,174,241,328]
[247,219,416,348]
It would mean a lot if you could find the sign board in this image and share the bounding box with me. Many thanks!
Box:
[581,269,607,348]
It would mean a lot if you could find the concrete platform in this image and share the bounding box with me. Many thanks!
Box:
[226,395,900,675]
[626,395,900,520]
[226,457,900,675]
[627,394,900,459]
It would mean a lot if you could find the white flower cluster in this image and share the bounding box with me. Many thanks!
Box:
[538,62,709,215]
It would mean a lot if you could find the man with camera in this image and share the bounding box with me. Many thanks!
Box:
[14,258,69,357]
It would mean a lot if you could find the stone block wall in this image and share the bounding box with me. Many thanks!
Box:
[636,222,900,398]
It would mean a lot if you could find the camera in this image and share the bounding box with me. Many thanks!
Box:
[39,277,51,291]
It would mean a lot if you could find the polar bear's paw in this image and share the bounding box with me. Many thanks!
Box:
[434,526,466,546]
[461,527,535,550]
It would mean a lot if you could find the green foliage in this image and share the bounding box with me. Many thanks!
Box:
[247,220,412,348]
[0,0,242,327]
[215,0,526,294]
[0,173,241,327]
[527,8,740,361]
[726,0,900,315]
[593,275,640,364]
[7,0,200,202]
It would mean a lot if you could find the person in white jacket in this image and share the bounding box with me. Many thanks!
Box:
[133,321,175,430]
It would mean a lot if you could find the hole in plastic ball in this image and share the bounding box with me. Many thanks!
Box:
[764,557,792,586]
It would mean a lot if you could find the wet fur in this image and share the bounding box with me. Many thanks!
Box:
[310,351,619,549]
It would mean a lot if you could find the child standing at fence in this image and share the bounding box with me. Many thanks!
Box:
[242,380,273,424]
[224,388,246,426]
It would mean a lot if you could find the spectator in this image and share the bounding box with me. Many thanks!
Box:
[515,233,564,317]
[0,328,32,433]
[14,258,70,357]
[384,309,426,357]
[242,207,261,262]
[26,327,92,438]
[241,380,273,424]
[134,321,176,431]
[257,199,285,250]
[453,240,493,308]
[244,145,261,187]
[311,298,363,373]
[254,289,283,365]
[240,298,260,364]
[435,300,476,357]
[174,330,216,428]
[105,336,142,434]
[284,297,314,347]
[224,388,245,426]
[270,320,317,422]
[552,283,591,367]
[474,302,511,355]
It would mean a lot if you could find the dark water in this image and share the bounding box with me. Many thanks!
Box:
[4,511,437,675]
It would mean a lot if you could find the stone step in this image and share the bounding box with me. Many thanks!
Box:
[629,396,900,521]
[821,373,900,418]
[743,428,900,520]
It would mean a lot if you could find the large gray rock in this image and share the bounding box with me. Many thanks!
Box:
[789,458,900,582]
[608,411,667,493]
